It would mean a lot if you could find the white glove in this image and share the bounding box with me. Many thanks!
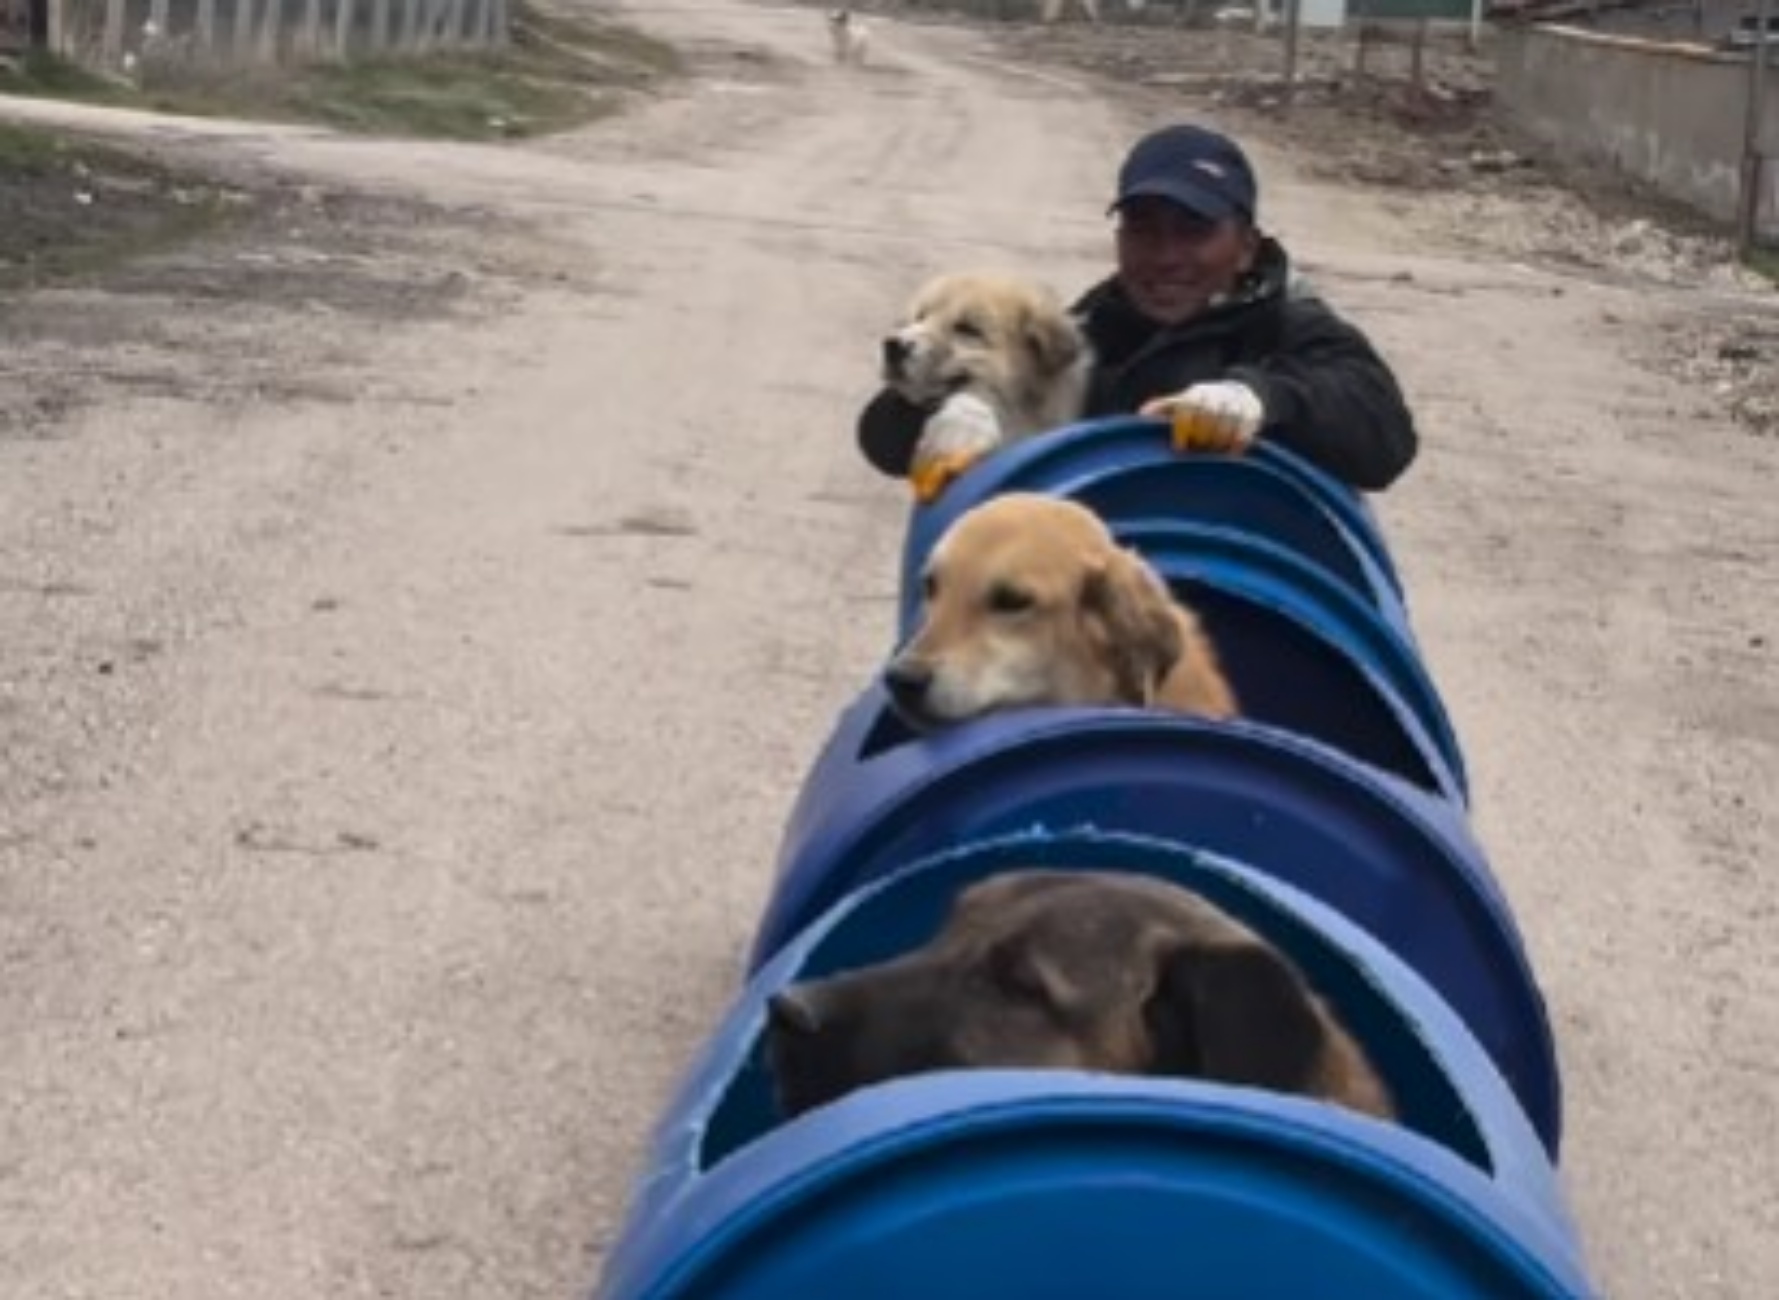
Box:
[909,392,1006,504]
[1140,380,1264,456]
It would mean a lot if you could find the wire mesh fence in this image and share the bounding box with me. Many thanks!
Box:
[52,0,509,70]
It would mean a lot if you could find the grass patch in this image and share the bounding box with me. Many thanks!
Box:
[0,120,242,291]
[1746,245,1779,284]
[0,48,143,104]
[0,118,72,167]
[0,4,681,140]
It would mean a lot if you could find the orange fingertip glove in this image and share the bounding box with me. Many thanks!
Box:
[909,452,979,505]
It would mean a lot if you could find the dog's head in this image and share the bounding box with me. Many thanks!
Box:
[827,8,851,27]
[880,272,1087,416]
[884,493,1185,726]
[766,869,1395,1119]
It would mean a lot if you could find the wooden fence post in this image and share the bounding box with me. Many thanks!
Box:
[1281,0,1302,109]
[1738,0,1773,255]
[233,0,254,57]
[102,0,126,64]
[257,0,279,60]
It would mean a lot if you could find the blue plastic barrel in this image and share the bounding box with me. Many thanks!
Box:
[748,695,1560,1154]
[897,416,1406,625]
[1067,455,1406,619]
[596,832,1594,1300]
[1120,519,1465,800]
[894,517,1467,803]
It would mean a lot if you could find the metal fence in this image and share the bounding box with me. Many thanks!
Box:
[886,0,1210,22]
[51,0,509,69]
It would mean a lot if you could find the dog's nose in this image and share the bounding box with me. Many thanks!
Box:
[767,990,822,1037]
[881,336,911,374]
[882,657,933,713]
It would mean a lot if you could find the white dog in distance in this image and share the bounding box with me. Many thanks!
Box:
[827,9,870,65]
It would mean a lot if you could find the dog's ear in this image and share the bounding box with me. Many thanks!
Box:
[987,933,1086,1017]
[1021,305,1086,379]
[1079,549,1184,705]
[1143,934,1329,1094]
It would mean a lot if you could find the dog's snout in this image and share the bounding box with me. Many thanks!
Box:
[883,657,933,712]
[882,335,912,373]
[767,990,822,1037]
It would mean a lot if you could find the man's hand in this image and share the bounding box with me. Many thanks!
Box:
[1140,381,1264,456]
[909,392,1005,504]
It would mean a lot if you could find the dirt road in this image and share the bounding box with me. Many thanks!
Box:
[1,3,1775,1298]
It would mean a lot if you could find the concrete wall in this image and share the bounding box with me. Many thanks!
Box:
[1496,24,1778,241]
[1592,0,1761,46]
[1300,0,1350,31]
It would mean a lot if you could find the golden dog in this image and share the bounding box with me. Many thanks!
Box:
[767,869,1395,1121]
[884,493,1238,725]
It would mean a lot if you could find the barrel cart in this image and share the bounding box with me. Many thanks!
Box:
[593,416,1598,1299]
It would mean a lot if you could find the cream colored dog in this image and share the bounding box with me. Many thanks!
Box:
[884,493,1238,725]
[880,271,1093,501]
[1040,0,1102,22]
[826,9,870,65]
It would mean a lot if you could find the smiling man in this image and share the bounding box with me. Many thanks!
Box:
[857,123,1422,493]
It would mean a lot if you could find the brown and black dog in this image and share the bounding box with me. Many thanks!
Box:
[766,869,1394,1121]
[884,493,1238,726]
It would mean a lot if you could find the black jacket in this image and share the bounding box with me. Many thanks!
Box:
[857,239,1419,491]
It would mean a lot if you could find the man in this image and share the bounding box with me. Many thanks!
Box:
[857,124,1420,493]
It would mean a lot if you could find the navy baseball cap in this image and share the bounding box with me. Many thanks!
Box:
[1111,124,1258,222]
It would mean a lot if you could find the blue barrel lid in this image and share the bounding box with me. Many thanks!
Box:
[603,1084,1594,1300]
[1121,518,1465,799]
[597,833,1592,1300]
[1068,453,1407,620]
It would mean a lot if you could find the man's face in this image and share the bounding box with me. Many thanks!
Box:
[1114,197,1260,327]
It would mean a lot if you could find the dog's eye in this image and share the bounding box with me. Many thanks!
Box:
[987,583,1033,615]
[954,316,986,341]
